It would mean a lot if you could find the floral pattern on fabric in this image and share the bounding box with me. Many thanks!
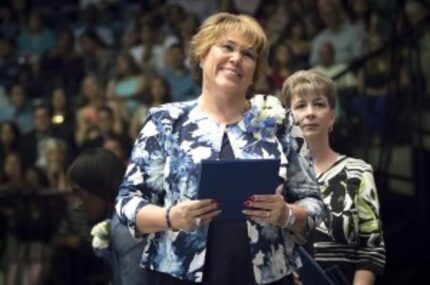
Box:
[115,96,323,284]
[313,155,386,275]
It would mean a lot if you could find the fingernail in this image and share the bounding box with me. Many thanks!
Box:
[244,201,251,207]
[249,195,255,201]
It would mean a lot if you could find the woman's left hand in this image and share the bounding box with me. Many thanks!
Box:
[242,193,288,226]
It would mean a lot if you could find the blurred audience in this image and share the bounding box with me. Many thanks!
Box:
[313,42,357,92]
[80,105,129,152]
[17,10,56,61]
[159,43,200,102]
[106,52,147,116]
[0,83,33,135]
[79,30,114,86]
[129,76,171,139]
[354,32,408,144]
[284,19,312,68]
[74,4,114,48]
[0,37,30,89]
[75,75,105,147]
[129,19,178,73]
[37,138,69,190]
[310,1,364,65]
[0,122,21,163]
[20,105,75,168]
[0,152,26,192]
[40,29,85,97]
[268,42,299,94]
[49,88,75,131]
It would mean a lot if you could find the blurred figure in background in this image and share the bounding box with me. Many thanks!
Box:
[106,52,147,117]
[159,43,200,102]
[267,42,299,95]
[37,138,69,190]
[0,121,21,163]
[17,10,56,60]
[0,37,30,89]
[0,152,26,192]
[75,75,105,147]
[39,28,85,96]
[79,30,115,86]
[68,148,145,285]
[310,1,363,66]
[129,19,178,73]
[129,76,171,140]
[49,87,75,135]
[354,32,408,145]
[20,104,75,168]
[0,83,33,135]
[283,19,312,68]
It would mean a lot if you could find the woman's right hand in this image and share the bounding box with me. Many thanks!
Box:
[169,199,221,231]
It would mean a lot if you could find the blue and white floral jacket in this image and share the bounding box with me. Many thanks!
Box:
[115,95,324,284]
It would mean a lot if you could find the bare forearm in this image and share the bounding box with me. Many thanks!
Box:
[135,204,168,234]
[353,270,376,285]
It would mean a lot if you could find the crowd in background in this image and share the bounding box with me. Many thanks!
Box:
[0,0,429,284]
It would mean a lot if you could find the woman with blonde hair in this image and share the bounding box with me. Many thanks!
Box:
[116,13,324,285]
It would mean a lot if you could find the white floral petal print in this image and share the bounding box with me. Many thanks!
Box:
[126,164,144,185]
[114,99,324,283]
[249,222,259,244]
[189,146,212,162]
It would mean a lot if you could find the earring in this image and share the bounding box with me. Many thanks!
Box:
[199,62,203,68]
[329,125,333,133]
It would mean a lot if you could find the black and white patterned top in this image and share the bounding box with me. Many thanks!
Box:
[309,155,386,282]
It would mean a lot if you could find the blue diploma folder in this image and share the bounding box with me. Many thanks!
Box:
[197,159,280,220]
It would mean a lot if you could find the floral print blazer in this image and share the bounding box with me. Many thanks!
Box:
[115,95,324,284]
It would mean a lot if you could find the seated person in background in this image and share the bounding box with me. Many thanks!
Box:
[129,76,171,140]
[79,105,130,152]
[0,122,21,163]
[159,43,200,102]
[312,42,358,96]
[0,83,33,135]
[106,52,147,117]
[36,138,69,190]
[75,75,105,148]
[67,148,145,285]
[282,70,386,285]
[310,2,363,66]
[20,104,76,168]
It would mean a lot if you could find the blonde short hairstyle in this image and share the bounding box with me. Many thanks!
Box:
[189,12,269,86]
[281,70,337,109]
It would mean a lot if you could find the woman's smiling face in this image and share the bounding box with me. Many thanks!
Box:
[200,32,257,96]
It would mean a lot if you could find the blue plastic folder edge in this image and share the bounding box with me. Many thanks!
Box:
[197,159,280,221]
[297,246,336,285]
